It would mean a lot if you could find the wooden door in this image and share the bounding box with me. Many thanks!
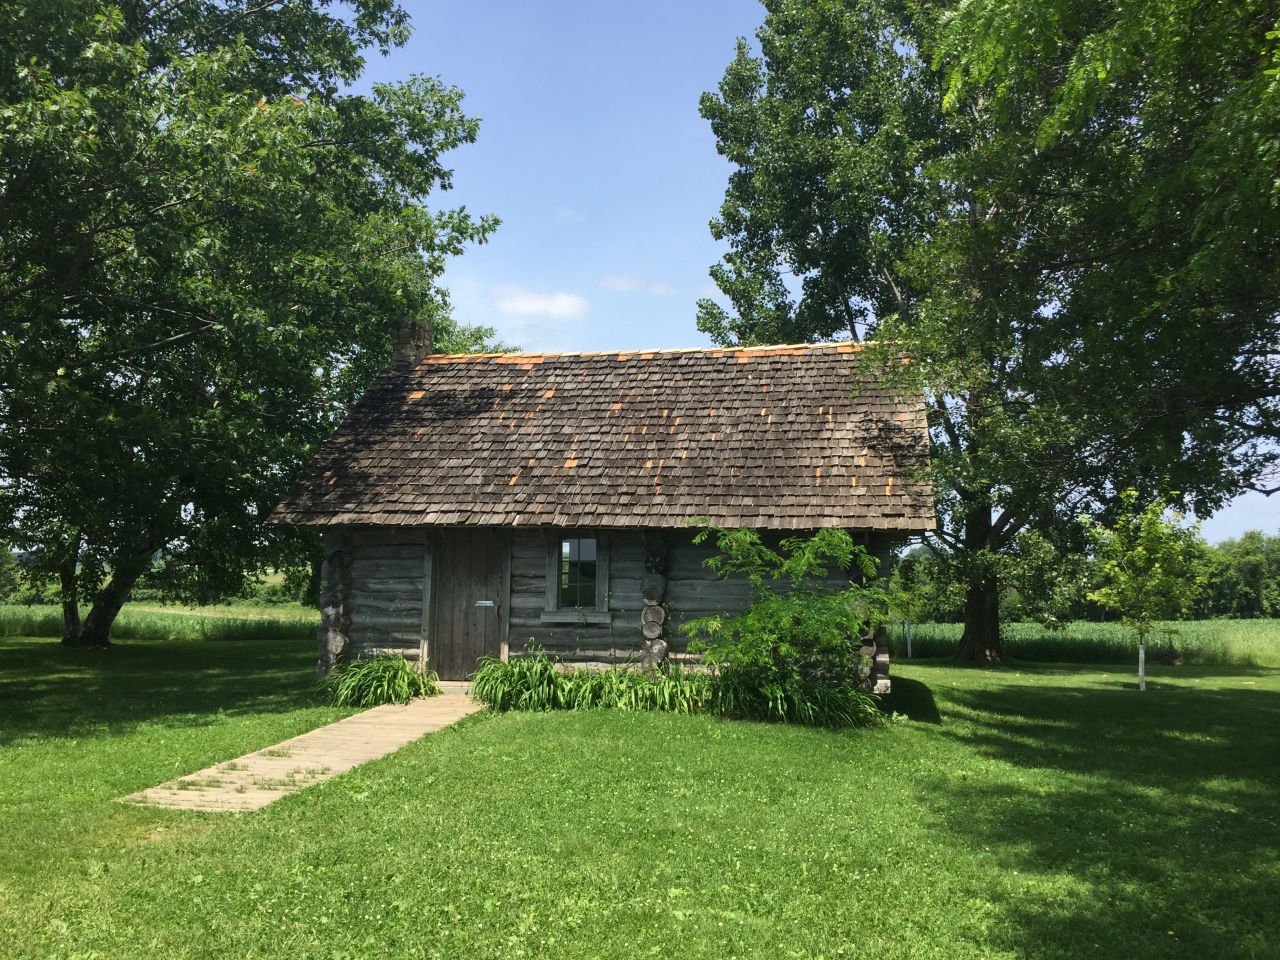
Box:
[428,529,509,681]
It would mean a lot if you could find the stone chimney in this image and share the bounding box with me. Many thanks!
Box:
[391,317,432,365]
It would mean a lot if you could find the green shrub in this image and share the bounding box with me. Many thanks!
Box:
[317,653,441,707]
[471,652,708,714]
[681,527,896,728]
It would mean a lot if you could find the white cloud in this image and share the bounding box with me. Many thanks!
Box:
[600,274,677,297]
[555,207,584,224]
[494,286,590,320]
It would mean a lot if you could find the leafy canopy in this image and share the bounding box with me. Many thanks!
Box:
[0,0,497,642]
[1084,491,1207,646]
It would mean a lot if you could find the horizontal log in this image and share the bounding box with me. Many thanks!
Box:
[511,557,544,578]
[665,580,751,605]
[511,575,546,595]
[511,539,545,561]
[607,577,643,599]
[608,560,646,580]
[352,605,422,623]
[350,630,422,644]
[351,578,424,595]
[349,560,426,580]
[351,544,426,562]
[349,531,427,549]
[352,611,422,628]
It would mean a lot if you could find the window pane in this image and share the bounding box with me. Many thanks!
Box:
[558,537,598,609]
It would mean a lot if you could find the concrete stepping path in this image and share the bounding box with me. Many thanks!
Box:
[122,684,481,813]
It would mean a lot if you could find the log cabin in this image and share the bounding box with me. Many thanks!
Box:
[270,322,934,692]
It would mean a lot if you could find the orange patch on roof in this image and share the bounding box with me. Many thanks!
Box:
[408,390,425,400]
[564,458,579,468]
[543,387,556,399]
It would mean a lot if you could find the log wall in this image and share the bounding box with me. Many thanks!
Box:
[332,526,897,683]
[507,529,895,664]
[345,533,427,659]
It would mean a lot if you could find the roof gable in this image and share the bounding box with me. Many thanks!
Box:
[271,342,934,531]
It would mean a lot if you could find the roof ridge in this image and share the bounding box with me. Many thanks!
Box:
[420,340,864,362]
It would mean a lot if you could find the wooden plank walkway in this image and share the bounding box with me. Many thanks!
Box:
[121,684,480,813]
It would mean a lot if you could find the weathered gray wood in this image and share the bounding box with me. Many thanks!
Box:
[595,534,611,612]
[609,558,646,580]
[501,538,512,661]
[428,529,507,680]
[640,604,666,626]
[511,556,544,578]
[544,533,558,612]
[350,578,425,595]
[420,540,433,664]
[510,595,546,615]
[665,579,751,605]
[348,529,429,549]
[349,542,427,560]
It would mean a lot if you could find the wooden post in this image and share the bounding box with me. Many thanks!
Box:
[1139,643,1146,692]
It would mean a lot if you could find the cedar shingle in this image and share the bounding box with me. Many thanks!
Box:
[270,342,934,531]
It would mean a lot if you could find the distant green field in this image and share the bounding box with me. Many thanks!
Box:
[0,603,318,643]
[888,619,1280,666]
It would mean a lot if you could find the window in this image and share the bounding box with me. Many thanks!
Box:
[542,532,609,624]
[559,537,597,609]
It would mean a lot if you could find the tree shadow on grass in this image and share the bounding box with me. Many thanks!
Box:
[0,637,321,745]
[923,674,1280,958]
[881,676,941,723]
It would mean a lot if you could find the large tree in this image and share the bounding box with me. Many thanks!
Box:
[932,0,1280,494]
[698,0,1268,659]
[0,0,497,646]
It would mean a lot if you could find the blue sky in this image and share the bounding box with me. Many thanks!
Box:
[361,0,761,355]
[359,0,1279,543]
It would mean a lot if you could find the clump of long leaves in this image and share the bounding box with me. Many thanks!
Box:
[471,650,708,714]
[682,526,899,728]
[318,653,441,707]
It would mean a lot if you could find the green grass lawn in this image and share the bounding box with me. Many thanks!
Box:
[2,637,1278,959]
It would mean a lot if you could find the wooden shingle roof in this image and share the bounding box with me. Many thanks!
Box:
[271,342,934,531]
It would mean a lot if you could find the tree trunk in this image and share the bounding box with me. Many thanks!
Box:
[59,553,82,646]
[954,498,1003,662]
[955,573,1002,661]
[65,547,150,649]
